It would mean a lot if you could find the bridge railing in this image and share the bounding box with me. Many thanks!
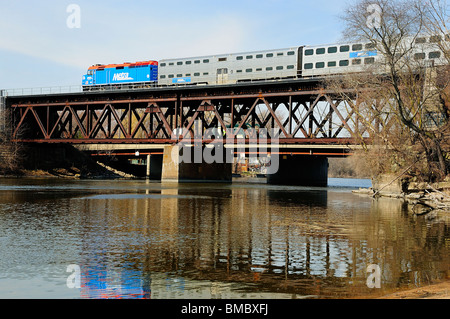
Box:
[0,91,5,133]
[2,86,84,97]
[1,77,325,97]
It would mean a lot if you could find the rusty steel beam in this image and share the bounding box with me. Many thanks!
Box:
[12,138,364,145]
[9,89,357,108]
[8,81,367,146]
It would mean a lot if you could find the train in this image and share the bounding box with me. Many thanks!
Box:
[82,35,446,90]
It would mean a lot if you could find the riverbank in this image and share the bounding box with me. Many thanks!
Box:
[0,164,132,180]
[376,280,450,299]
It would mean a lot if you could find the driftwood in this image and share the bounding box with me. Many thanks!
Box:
[372,163,415,198]
[406,187,450,216]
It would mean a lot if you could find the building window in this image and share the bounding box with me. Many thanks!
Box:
[328,47,338,54]
[339,60,349,66]
[340,45,350,52]
[352,44,363,51]
[287,51,295,56]
[304,49,314,56]
[304,63,314,69]
[328,61,337,67]
[316,62,325,68]
[316,48,326,55]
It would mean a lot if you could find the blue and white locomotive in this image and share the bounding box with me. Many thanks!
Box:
[82,61,158,89]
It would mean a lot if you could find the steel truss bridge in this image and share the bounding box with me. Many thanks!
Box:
[4,79,369,157]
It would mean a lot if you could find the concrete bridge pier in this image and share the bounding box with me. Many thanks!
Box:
[267,155,328,187]
[161,145,232,183]
[146,154,163,180]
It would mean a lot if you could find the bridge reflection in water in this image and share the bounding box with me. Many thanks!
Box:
[74,182,449,299]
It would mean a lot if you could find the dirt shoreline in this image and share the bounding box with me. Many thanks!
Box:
[375,280,450,299]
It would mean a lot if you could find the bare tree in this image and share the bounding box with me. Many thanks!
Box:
[0,108,24,173]
[330,0,450,182]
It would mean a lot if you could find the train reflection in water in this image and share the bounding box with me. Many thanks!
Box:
[75,182,449,299]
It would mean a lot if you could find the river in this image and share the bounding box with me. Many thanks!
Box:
[0,177,448,299]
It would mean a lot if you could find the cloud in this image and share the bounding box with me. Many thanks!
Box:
[0,2,252,70]
[0,0,347,88]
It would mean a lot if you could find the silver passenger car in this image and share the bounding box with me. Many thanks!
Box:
[302,42,380,77]
[158,47,302,86]
[302,36,447,77]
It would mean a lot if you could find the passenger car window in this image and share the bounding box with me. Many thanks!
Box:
[328,47,338,54]
[414,53,426,60]
[429,51,441,59]
[315,62,325,68]
[316,48,325,55]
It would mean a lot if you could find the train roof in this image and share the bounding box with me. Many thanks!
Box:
[88,60,158,70]
[159,46,302,62]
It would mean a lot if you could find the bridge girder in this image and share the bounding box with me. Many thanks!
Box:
[6,80,369,149]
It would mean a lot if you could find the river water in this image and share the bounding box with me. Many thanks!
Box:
[0,177,448,299]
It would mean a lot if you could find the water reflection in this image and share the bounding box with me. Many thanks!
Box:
[0,179,448,299]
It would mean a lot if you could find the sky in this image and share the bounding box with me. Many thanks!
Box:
[0,0,354,89]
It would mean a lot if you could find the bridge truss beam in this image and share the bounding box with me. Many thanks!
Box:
[6,80,368,147]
